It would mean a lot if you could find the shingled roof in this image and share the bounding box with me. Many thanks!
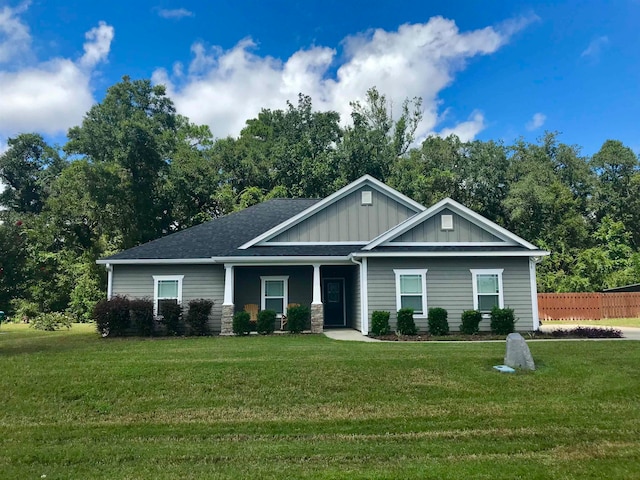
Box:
[103,198,325,260]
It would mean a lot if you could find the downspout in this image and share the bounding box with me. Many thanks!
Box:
[350,255,369,335]
[106,263,113,300]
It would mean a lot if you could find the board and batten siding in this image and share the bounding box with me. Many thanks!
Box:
[392,208,502,243]
[270,183,417,243]
[366,257,534,332]
[111,264,225,332]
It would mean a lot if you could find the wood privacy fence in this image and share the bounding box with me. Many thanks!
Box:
[538,293,640,320]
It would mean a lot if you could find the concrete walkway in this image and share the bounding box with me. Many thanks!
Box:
[324,326,640,342]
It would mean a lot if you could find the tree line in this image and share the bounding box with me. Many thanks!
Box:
[1,76,639,320]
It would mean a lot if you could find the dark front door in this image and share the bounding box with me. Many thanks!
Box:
[323,278,346,327]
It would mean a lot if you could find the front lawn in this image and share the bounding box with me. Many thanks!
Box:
[1,324,639,479]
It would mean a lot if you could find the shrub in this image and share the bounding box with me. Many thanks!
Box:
[286,305,310,334]
[256,309,276,335]
[10,298,39,323]
[232,311,251,336]
[186,299,213,336]
[548,326,623,338]
[490,306,516,335]
[160,302,183,336]
[460,310,482,335]
[428,307,449,336]
[396,308,417,335]
[371,311,390,336]
[93,296,131,337]
[30,312,73,331]
[130,298,155,336]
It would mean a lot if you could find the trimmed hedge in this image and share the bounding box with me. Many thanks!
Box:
[396,308,417,335]
[490,306,516,335]
[286,305,310,334]
[232,311,251,336]
[93,296,130,337]
[428,307,449,336]
[257,309,276,335]
[371,311,390,336]
[460,310,482,335]
[130,298,154,336]
[186,299,213,336]
[160,302,183,336]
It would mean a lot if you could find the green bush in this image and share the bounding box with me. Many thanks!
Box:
[371,311,390,335]
[130,298,155,336]
[396,308,417,335]
[286,305,310,334]
[30,312,73,331]
[10,298,39,323]
[256,309,276,335]
[428,307,449,336]
[160,302,183,336]
[186,299,213,336]
[232,311,251,336]
[93,296,131,337]
[460,310,482,335]
[490,306,516,335]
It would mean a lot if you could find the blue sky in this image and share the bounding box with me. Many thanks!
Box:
[1,0,639,156]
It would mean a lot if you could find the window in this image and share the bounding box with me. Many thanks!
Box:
[394,269,428,317]
[153,275,184,315]
[470,269,504,312]
[361,190,373,205]
[261,276,289,316]
[441,214,454,230]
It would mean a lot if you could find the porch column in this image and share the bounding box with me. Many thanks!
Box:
[310,264,324,333]
[106,263,113,300]
[221,264,235,335]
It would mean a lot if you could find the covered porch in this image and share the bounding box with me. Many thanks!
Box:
[220,263,359,334]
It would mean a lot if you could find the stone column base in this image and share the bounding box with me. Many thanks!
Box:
[221,304,234,335]
[310,303,324,334]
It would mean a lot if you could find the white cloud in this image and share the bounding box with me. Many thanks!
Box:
[0,1,31,64]
[526,112,546,131]
[0,4,113,139]
[157,8,193,19]
[154,14,536,141]
[437,111,486,142]
[581,36,609,59]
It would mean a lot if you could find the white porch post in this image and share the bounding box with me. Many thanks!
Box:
[106,263,113,300]
[312,264,322,304]
[310,263,324,333]
[221,264,235,335]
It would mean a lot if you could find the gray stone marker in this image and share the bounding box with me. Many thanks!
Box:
[504,333,536,371]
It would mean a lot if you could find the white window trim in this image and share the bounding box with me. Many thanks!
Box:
[152,275,184,316]
[470,269,504,313]
[393,269,428,318]
[260,276,289,318]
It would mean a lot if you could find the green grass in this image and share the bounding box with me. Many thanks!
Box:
[1,324,640,479]
[544,318,640,328]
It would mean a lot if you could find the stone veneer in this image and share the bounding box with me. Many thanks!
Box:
[310,303,324,333]
[220,304,234,335]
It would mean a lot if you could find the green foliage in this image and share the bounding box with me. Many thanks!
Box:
[93,296,131,337]
[130,298,155,336]
[427,307,449,336]
[460,310,483,335]
[10,298,39,323]
[160,302,183,336]
[396,308,417,335]
[490,307,516,335]
[371,311,391,336]
[232,311,251,336]
[286,305,309,334]
[186,299,213,336]
[30,312,73,331]
[256,309,276,335]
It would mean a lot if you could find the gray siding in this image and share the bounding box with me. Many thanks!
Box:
[271,182,417,242]
[392,208,501,243]
[112,264,225,332]
[366,257,533,332]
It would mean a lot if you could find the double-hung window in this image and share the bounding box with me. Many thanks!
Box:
[393,269,428,317]
[470,269,504,313]
[153,275,184,316]
[261,276,289,317]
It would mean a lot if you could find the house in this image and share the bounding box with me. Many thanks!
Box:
[97,175,549,334]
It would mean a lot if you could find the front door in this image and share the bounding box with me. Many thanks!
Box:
[323,278,346,327]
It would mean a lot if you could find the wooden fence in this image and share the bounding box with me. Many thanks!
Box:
[538,292,640,320]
